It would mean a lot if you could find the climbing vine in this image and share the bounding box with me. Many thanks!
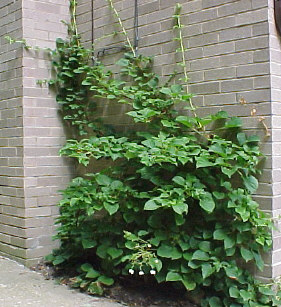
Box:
[44,1,281,306]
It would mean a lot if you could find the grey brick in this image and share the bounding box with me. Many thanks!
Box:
[221,78,254,93]
[235,36,269,52]
[220,51,253,67]
[202,16,236,34]
[204,41,235,57]
[219,25,252,42]
[236,89,271,103]
[189,32,219,48]
[235,8,268,27]
[189,81,220,95]
[204,67,236,81]
[253,22,269,36]
[254,49,270,63]
[218,0,252,17]
[253,76,271,89]
[187,8,218,25]
[190,56,221,71]
[236,63,270,77]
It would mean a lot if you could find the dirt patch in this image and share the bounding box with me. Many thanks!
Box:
[31,261,198,307]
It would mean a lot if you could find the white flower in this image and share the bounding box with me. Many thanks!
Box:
[147,244,152,248]
[139,270,144,275]
[129,269,134,275]
[155,259,159,263]
[150,270,156,275]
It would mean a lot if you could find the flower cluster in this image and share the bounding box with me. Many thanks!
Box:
[128,269,156,275]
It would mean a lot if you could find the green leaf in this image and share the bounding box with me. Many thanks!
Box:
[157,244,182,259]
[196,157,214,168]
[179,241,190,251]
[97,275,114,286]
[172,176,185,186]
[188,260,200,269]
[235,206,250,222]
[240,247,254,262]
[199,193,215,213]
[148,78,158,88]
[82,239,97,249]
[243,175,258,194]
[86,268,100,279]
[253,252,264,271]
[175,213,185,225]
[104,202,119,215]
[124,231,138,241]
[45,254,54,262]
[181,278,196,291]
[213,229,227,240]
[138,230,149,236]
[237,132,246,145]
[82,79,92,85]
[116,58,129,66]
[52,256,65,266]
[209,296,223,307]
[213,111,229,119]
[81,263,93,272]
[140,108,158,118]
[95,174,112,186]
[224,117,242,128]
[125,241,136,250]
[229,286,240,298]
[183,253,192,261]
[226,247,236,256]
[107,94,116,99]
[70,198,79,206]
[166,271,182,282]
[213,192,225,200]
[160,87,172,95]
[225,266,239,279]
[258,286,275,296]
[62,71,74,78]
[224,236,235,249]
[199,241,211,252]
[56,37,65,45]
[155,271,166,283]
[221,167,236,178]
[172,202,188,215]
[248,135,260,143]
[107,248,123,259]
[161,120,178,128]
[87,282,103,295]
[201,263,214,279]
[192,250,209,261]
[149,258,163,271]
[96,245,108,259]
[144,200,159,210]
[171,84,182,93]
[240,290,252,301]
[176,116,197,128]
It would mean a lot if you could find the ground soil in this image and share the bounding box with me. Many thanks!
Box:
[31,261,198,307]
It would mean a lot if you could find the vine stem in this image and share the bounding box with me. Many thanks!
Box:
[174,5,197,117]
[107,0,136,57]
[70,0,80,46]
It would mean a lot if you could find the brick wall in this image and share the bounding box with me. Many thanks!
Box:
[269,0,281,279]
[0,0,279,275]
[77,0,272,137]
[21,0,72,265]
[0,0,25,261]
[0,0,73,266]
[76,0,278,280]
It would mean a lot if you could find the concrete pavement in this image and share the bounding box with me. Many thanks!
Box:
[0,256,124,307]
